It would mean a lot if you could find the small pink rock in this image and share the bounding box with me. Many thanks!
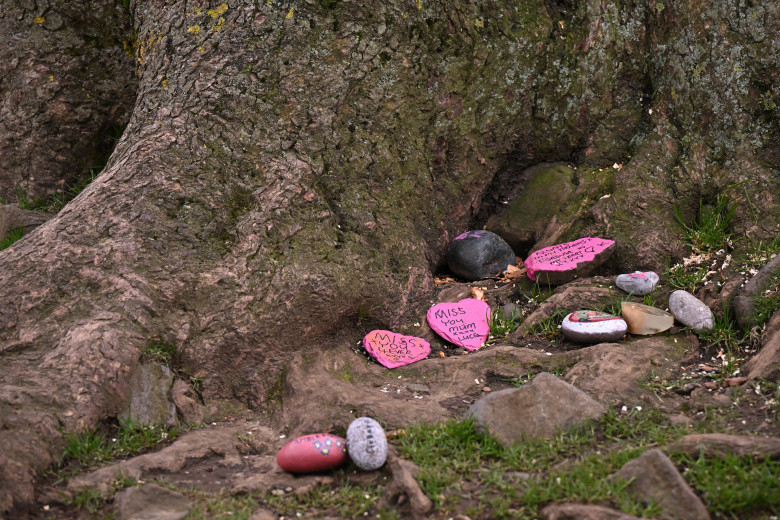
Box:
[276,433,348,474]
[362,330,431,369]
[426,298,491,351]
[525,237,615,285]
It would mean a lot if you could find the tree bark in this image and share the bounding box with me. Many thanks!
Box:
[1,0,779,514]
[0,0,137,201]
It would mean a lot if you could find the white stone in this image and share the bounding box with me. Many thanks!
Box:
[668,290,714,332]
[346,417,387,471]
[561,310,627,344]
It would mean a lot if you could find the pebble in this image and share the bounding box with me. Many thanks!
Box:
[621,302,674,335]
[525,237,614,285]
[615,271,659,295]
[446,230,516,281]
[362,330,430,369]
[276,433,348,473]
[561,310,627,343]
[499,303,521,321]
[668,290,714,332]
[346,417,388,471]
[427,298,491,351]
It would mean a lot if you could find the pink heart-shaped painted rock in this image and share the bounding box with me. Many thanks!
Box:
[362,330,431,369]
[426,298,491,351]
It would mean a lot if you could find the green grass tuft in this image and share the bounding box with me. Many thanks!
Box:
[142,341,177,367]
[61,420,179,469]
[527,310,566,339]
[487,307,521,342]
[674,190,736,254]
[0,227,24,251]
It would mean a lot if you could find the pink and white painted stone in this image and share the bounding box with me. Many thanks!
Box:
[276,433,348,473]
[615,271,659,296]
[362,330,431,369]
[426,298,491,351]
[525,237,615,285]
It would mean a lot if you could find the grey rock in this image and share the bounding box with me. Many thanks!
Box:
[744,309,780,380]
[669,433,780,459]
[249,509,278,520]
[171,379,204,426]
[120,363,177,428]
[346,417,387,471]
[613,448,710,520]
[733,254,780,330]
[446,230,516,281]
[466,372,605,446]
[615,271,659,296]
[117,484,192,520]
[668,290,714,332]
[379,451,432,520]
[499,303,521,321]
[0,203,52,241]
[561,310,627,344]
[405,383,431,395]
[541,502,645,520]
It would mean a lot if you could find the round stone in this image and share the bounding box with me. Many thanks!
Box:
[446,230,516,281]
[346,417,388,471]
[668,290,714,332]
[276,433,348,473]
[561,310,627,344]
[621,302,674,335]
[615,271,659,296]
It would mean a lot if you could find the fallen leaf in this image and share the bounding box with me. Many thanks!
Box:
[434,275,456,285]
[471,287,486,301]
[438,351,445,358]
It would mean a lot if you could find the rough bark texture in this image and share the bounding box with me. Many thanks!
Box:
[1,0,779,515]
[0,0,137,201]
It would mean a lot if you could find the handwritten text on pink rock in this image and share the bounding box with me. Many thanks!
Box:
[363,330,431,369]
[426,298,491,351]
[525,237,614,281]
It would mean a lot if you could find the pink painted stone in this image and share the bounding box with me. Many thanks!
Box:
[426,298,491,351]
[362,330,431,369]
[276,433,348,473]
[525,237,615,285]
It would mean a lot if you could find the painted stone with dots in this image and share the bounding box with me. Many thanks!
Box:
[346,417,388,471]
[276,433,348,473]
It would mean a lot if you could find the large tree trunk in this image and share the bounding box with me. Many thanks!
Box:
[1,0,778,514]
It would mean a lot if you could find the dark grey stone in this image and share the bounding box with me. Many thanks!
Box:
[447,230,516,281]
[466,372,605,446]
[346,417,387,471]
